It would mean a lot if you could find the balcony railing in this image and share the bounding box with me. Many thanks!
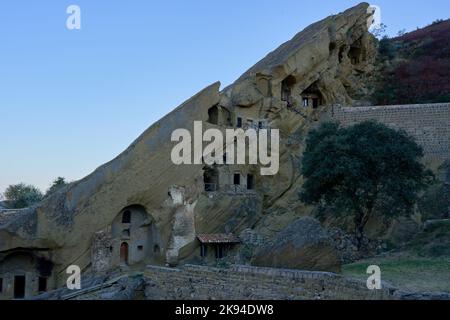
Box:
[204,183,258,194]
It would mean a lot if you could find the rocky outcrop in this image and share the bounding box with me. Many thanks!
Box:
[1,3,383,293]
[0,82,221,279]
[328,227,385,264]
[252,218,341,272]
[3,3,448,300]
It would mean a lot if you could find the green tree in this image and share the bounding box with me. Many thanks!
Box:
[300,121,433,249]
[45,177,68,197]
[4,183,43,209]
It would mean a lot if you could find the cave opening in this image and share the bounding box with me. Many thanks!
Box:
[204,167,219,192]
[301,82,324,109]
[208,105,219,124]
[348,46,362,65]
[281,75,296,106]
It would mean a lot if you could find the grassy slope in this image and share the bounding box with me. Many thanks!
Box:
[343,221,450,292]
[343,255,450,292]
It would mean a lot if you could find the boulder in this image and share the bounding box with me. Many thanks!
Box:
[252,217,341,272]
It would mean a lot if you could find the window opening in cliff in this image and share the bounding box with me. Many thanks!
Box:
[301,82,323,109]
[120,242,129,265]
[207,105,219,125]
[281,75,296,106]
[153,244,160,254]
[236,117,242,128]
[38,277,47,293]
[348,46,362,65]
[247,174,255,190]
[222,107,232,126]
[204,167,219,192]
[122,210,131,223]
[303,98,309,107]
[234,173,241,185]
[0,278,3,293]
[14,275,25,299]
[137,245,143,251]
[36,257,53,278]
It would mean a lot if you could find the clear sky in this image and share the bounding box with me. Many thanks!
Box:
[0,0,449,194]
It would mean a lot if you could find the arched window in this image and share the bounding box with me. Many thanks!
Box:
[122,210,131,223]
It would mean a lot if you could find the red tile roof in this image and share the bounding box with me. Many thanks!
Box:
[197,233,240,244]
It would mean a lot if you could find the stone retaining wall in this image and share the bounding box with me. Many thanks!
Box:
[144,264,395,300]
[328,103,450,160]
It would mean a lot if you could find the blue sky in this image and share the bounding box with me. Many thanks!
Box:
[0,0,449,194]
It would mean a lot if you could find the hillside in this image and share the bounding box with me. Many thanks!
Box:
[372,19,450,105]
[343,221,450,292]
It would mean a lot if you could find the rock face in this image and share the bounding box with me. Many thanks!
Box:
[4,2,435,299]
[252,218,341,272]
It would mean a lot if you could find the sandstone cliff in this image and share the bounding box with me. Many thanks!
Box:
[1,3,385,293]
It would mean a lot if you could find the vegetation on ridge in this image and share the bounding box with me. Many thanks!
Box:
[372,19,450,105]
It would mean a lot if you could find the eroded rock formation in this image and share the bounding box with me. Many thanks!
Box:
[0,3,395,298]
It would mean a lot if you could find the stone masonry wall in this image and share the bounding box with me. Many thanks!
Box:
[144,264,395,300]
[328,103,450,160]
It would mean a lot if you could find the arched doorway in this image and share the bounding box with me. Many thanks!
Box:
[120,242,129,265]
[281,75,296,106]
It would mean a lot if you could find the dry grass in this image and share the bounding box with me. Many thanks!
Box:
[343,253,450,292]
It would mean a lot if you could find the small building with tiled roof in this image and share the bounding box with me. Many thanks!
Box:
[197,233,240,260]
